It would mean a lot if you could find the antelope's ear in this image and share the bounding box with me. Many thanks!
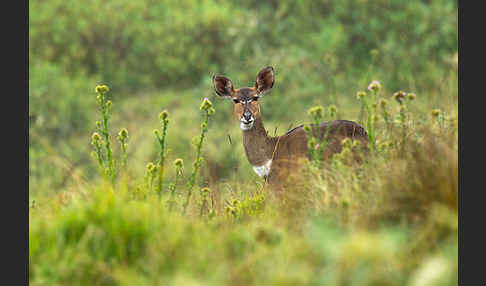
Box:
[212,75,235,99]
[255,66,274,96]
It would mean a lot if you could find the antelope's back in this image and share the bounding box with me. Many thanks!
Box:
[316,120,369,159]
[319,120,368,140]
[266,120,369,188]
[277,119,368,159]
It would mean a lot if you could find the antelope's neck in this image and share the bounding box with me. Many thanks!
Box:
[242,118,278,167]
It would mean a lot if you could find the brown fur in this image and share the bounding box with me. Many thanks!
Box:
[242,115,368,189]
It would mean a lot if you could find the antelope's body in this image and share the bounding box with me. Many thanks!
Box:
[213,67,368,190]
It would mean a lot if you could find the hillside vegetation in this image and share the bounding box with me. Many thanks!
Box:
[29,0,458,285]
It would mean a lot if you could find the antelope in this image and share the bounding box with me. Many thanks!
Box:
[213,66,368,190]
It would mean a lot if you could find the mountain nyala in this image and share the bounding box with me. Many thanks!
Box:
[213,66,368,191]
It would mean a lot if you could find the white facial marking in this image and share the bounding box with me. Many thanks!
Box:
[240,120,254,130]
[253,160,272,178]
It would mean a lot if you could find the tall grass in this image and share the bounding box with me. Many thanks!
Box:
[29,80,457,285]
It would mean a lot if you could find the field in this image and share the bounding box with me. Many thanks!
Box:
[29,1,458,285]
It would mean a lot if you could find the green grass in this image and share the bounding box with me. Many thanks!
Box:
[29,78,457,285]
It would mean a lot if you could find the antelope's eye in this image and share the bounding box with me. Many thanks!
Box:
[233,99,240,104]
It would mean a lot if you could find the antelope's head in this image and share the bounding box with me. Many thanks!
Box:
[213,66,275,131]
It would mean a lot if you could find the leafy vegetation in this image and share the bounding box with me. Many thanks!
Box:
[29,0,457,285]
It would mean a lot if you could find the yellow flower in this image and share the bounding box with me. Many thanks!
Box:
[328,104,337,115]
[201,187,211,196]
[174,158,184,169]
[431,109,441,118]
[200,98,213,111]
[91,132,101,144]
[118,128,128,140]
[146,162,155,172]
[368,80,381,92]
[95,84,109,93]
[341,137,352,148]
[159,110,169,120]
[356,91,367,100]
[307,105,324,118]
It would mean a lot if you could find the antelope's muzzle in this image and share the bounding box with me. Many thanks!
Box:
[240,110,254,130]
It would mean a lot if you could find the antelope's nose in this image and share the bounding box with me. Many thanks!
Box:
[243,110,253,122]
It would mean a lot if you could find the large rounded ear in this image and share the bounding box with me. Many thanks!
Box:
[255,66,275,96]
[212,75,235,99]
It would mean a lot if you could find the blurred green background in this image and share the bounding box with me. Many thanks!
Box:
[29,0,458,197]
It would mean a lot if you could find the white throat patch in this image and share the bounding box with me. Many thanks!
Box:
[252,160,272,178]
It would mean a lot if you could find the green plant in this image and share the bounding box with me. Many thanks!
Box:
[117,128,129,171]
[145,162,157,193]
[304,104,336,167]
[431,108,447,134]
[92,85,115,181]
[304,106,323,166]
[392,90,409,149]
[182,98,215,214]
[367,80,381,149]
[91,84,130,183]
[154,110,170,195]
[379,98,392,138]
[356,80,382,150]
[199,187,212,218]
[167,158,184,212]
[224,187,267,221]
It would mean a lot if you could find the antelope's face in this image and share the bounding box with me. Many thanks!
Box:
[233,88,260,130]
[213,66,275,131]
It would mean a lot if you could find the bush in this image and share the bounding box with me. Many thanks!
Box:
[30,0,457,93]
[29,60,95,138]
[29,0,240,91]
